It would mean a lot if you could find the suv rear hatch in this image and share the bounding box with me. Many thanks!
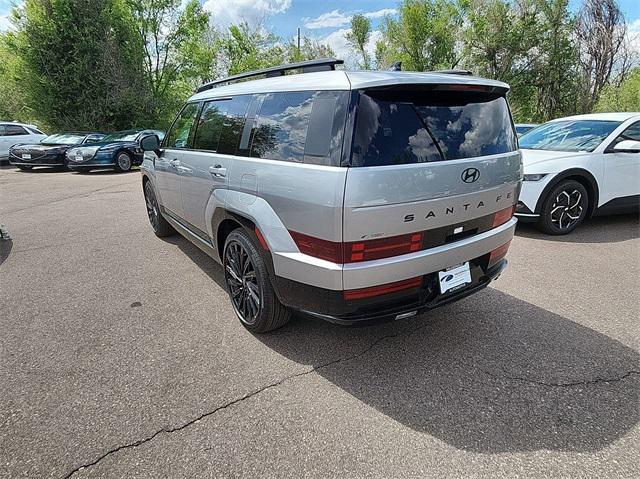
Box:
[342,84,521,259]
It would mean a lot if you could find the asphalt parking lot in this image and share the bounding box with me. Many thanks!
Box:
[1,166,638,479]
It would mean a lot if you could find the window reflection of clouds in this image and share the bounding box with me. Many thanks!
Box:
[354,92,516,166]
[418,97,515,160]
[254,92,315,162]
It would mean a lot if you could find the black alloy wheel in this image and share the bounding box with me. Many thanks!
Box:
[143,181,175,237]
[223,229,290,333]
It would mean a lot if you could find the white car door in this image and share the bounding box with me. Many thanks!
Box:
[601,121,640,205]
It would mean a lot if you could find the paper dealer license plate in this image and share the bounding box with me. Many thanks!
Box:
[438,262,472,294]
[22,154,31,160]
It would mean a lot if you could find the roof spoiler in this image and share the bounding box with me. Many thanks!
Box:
[197,58,344,93]
[431,69,473,76]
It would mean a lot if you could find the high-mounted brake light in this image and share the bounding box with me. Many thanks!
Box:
[344,276,423,300]
[492,206,515,228]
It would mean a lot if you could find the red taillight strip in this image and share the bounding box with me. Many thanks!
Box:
[492,206,515,228]
[489,240,511,266]
[289,206,515,264]
[255,227,269,251]
[344,276,423,300]
[289,231,344,263]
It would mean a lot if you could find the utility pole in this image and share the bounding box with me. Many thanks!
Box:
[297,27,301,57]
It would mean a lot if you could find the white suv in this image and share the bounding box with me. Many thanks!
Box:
[516,113,640,234]
[0,122,46,164]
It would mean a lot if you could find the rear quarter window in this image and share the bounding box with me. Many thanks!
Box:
[248,91,347,166]
[351,89,517,167]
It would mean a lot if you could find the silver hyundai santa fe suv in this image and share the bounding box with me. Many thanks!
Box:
[140,59,522,332]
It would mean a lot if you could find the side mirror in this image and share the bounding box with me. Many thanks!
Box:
[613,140,640,153]
[140,134,161,153]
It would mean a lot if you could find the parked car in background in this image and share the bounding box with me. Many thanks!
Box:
[515,123,539,137]
[0,122,46,165]
[9,132,105,170]
[66,129,164,173]
[516,112,640,234]
[140,59,521,333]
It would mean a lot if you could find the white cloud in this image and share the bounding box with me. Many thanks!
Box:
[303,10,350,29]
[364,8,397,19]
[624,19,640,60]
[321,28,383,68]
[204,0,291,29]
[304,8,397,30]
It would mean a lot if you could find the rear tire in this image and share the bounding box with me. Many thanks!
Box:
[537,180,589,235]
[223,229,290,333]
[143,181,175,237]
[115,152,132,172]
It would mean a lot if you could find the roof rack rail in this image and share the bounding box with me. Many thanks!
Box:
[197,58,344,93]
[431,69,473,76]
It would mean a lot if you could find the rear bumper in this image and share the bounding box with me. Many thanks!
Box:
[272,217,517,290]
[277,258,508,326]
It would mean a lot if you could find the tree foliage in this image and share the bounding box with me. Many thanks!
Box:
[8,0,149,131]
[379,0,463,71]
[0,0,636,131]
[595,67,640,112]
[345,14,371,69]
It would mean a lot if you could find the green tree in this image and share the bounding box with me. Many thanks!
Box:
[219,22,285,75]
[285,36,335,63]
[380,0,463,71]
[0,34,33,124]
[596,68,640,112]
[345,14,371,69]
[128,0,212,127]
[10,0,149,131]
[461,0,580,122]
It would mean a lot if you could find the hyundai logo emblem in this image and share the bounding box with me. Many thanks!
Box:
[461,167,480,183]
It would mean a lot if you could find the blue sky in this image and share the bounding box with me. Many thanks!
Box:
[2,0,639,58]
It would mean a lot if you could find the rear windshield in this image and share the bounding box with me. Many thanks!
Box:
[351,89,517,167]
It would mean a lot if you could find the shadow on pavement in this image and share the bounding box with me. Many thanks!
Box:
[516,213,639,244]
[0,237,12,266]
[167,233,639,455]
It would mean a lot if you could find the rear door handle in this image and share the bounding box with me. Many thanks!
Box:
[209,165,227,178]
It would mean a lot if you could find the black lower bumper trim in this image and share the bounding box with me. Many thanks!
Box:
[294,259,508,326]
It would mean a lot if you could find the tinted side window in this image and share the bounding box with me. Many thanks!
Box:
[217,96,251,155]
[193,100,226,151]
[6,125,28,136]
[611,121,640,148]
[352,90,517,166]
[165,103,200,149]
[250,91,314,163]
[0,126,5,136]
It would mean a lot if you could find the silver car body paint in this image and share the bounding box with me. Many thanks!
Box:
[142,69,521,294]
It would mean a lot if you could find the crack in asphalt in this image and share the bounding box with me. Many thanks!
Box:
[478,368,640,387]
[62,323,423,478]
[62,312,638,478]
